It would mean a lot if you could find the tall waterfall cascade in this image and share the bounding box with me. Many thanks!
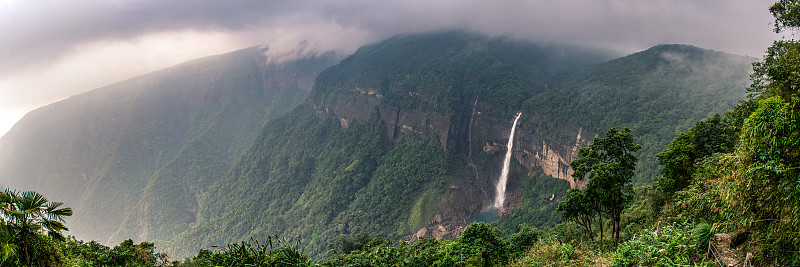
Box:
[493,112,521,210]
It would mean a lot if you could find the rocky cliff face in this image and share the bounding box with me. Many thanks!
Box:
[313,85,591,188]
[466,101,590,203]
[313,87,591,239]
[515,127,589,189]
[312,87,451,149]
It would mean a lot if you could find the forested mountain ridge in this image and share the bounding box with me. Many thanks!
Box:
[172,32,617,257]
[527,44,754,183]
[0,31,754,259]
[171,32,754,258]
[0,47,339,249]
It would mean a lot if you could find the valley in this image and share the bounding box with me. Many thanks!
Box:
[0,31,753,259]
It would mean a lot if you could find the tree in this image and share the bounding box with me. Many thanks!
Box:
[0,224,17,264]
[657,114,737,197]
[692,114,737,157]
[749,40,800,100]
[0,189,72,266]
[656,131,695,197]
[557,188,595,241]
[326,233,378,257]
[456,222,508,267]
[570,127,641,247]
[748,1,800,101]
[108,239,168,266]
[729,1,800,262]
[771,0,800,33]
[728,96,800,262]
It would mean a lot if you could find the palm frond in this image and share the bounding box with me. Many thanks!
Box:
[16,191,47,211]
[45,203,72,221]
[46,230,66,242]
[42,220,67,233]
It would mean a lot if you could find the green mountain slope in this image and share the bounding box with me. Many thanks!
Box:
[170,32,752,258]
[0,48,339,247]
[521,44,754,183]
[495,44,753,233]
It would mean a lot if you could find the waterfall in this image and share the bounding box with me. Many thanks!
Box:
[467,98,478,159]
[493,112,521,210]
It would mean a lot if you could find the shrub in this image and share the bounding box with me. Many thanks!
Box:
[611,223,712,267]
[506,226,541,258]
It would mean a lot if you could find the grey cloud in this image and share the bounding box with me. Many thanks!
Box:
[0,0,783,137]
[0,0,780,77]
[1,0,290,74]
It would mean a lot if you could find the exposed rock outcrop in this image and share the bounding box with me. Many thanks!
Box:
[516,128,588,189]
[406,215,467,242]
[468,103,590,191]
[315,89,591,242]
[313,88,450,148]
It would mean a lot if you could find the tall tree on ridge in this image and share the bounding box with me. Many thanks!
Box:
[570,127,641,247]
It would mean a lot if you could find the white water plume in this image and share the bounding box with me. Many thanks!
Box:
[493,112,521,210]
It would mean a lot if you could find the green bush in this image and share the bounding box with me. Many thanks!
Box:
[457,222,508,266]
[506,226,541,259]
[61,237,168,267]
[183,237,310,267]
[509,236,603,267]
[322,237,443,267]
[612,223,712,267]
[692,223,713,253]
[320,223,537,266]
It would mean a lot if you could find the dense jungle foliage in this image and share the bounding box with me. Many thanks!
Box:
[312,31,615,117]
[524,44,753,183]
[164,105,461,257]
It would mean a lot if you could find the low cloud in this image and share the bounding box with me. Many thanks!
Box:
[1,0,779,74]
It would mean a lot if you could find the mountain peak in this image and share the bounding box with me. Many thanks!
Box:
[639,43,754,62]
[648,43,704,51]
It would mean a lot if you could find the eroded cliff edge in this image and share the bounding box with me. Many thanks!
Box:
[312,86,591,240]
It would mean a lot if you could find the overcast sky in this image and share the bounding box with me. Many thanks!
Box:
[0,0,784,137]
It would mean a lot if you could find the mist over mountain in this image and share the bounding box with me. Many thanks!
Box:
[0,31,753,258]
[0,47,339,246]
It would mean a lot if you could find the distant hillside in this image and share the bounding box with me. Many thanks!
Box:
[523,44,754,183]
[0,48,339,247]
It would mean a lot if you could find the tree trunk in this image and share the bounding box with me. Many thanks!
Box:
[583,216,594,242]
[598,210,604,245]
[612,208,621,247]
